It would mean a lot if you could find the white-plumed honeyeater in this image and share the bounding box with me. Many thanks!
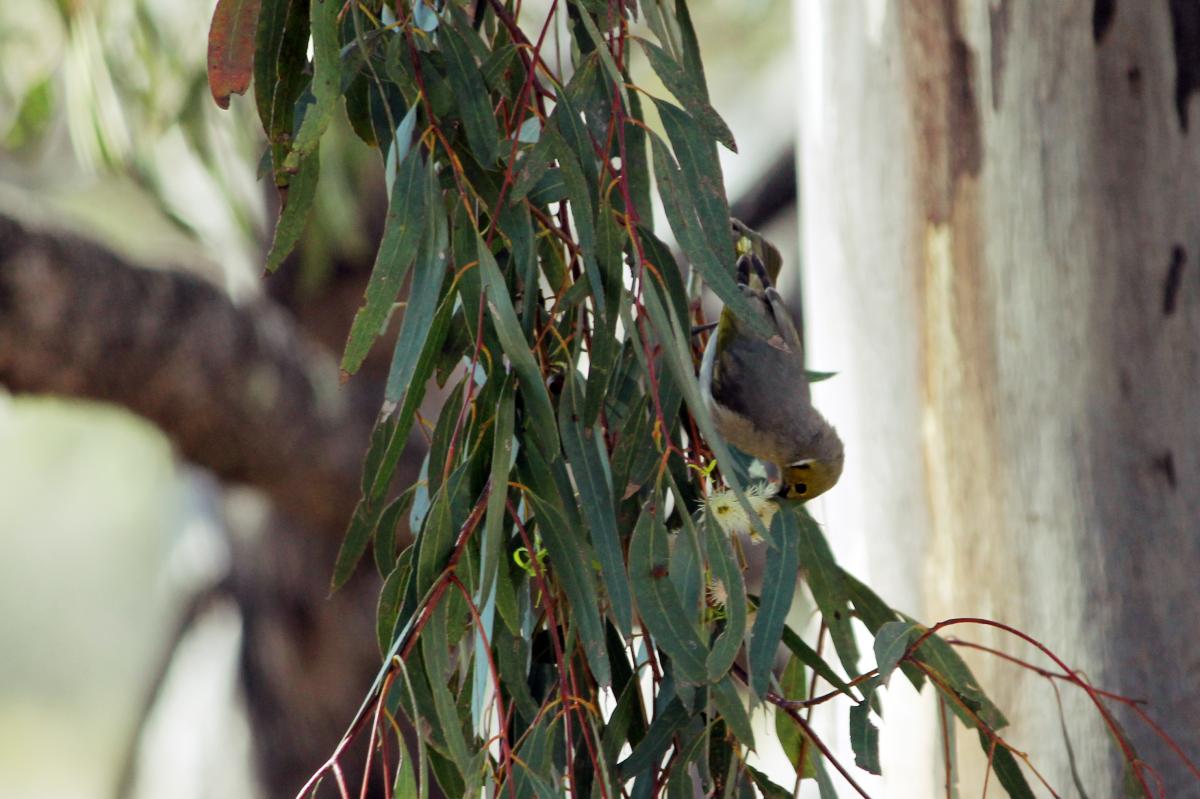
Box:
[699,225,844,500]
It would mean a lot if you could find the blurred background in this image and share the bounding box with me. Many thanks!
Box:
[5,1,1200,797]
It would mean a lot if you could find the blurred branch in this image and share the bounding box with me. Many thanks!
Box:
[729,144,797,231]
[0,212,369,532]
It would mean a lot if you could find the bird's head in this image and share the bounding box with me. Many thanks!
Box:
[778,424,844,501]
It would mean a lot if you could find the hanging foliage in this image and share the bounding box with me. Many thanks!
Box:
[206,0,1189,796]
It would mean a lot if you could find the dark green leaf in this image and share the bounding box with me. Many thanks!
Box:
[264,145,319,271]
[376,547,412,652]
[560,373,632,636]
[649,134,771,338]
[526,493,611,685]
[746,766,791,799]
[638,38,735,151]
[254,0,309,163]
[628,499,708,686]
[915,630,1008,731]
[476,234,560,453]
[793,506,860,676]
[283,0,340,169]
[479,380,515,607]
[711,675,754,747]
[438,22,500,166]
[978,731,1036,799]
[572,5,630,109]
[849,702,881,775]
[747,506,800,696]
[873,620,918,685]
[654,99,733,269]
[386,182,448,400]
[774,655,813,776]
[343,150,431,374]
[777,616,856,700]
[618,696,687,779]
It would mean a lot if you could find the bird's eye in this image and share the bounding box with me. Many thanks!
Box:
[792,482,809,496]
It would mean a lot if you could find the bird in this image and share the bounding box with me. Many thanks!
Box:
[698,229,844,501]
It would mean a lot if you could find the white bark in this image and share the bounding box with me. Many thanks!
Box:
[797,1,1200,795]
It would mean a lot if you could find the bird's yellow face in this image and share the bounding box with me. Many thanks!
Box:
[780,458,842,501]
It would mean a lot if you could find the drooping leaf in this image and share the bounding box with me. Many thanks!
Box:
[264,145,320,271]
[560,372,633,636]
[747,506,800,696]
[653,99,733,270]
[704,512,747,681]
[207,0,262,109]
[915,628,1008,731]
[476,234,560,454]
[711,675,754,748]
[874,620,919,685]
[638,38,735,151]
[978,731,1036,799]
[618,696,687,779]
[283,0,341,169]
[793,505,860,677]
[649,134,771,338]
[849,702,882,775]
[628,499,709,686]
[343,148,432,375]
[439,21,500,166]
[254,0,309,159]
[524,486,611,686]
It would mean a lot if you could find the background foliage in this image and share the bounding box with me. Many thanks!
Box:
[212,0,1179,796]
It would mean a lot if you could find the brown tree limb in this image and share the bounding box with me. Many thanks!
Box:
[0,212,370,533]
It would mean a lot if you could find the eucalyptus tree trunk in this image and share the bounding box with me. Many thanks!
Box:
[796,1,1200,794]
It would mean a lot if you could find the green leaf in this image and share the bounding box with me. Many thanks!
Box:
[849,702,881,775]
[571,4,631,109]
[704,513,747,681]
[438,22,500,166]
[376,547,412,652]
[978,731,1036,799]
[747,507,800,696]
[385,190,449,401]
[526,492,611,686]
[711,675,754,748]
[637,38,735,152]
[874,620,918,685]
[254,0,309,160]
[628,499,709,686]
[343,150,431,374]
[777,621,857,700]
[545,128,606,318]
[618,696,687,779]
[476,234,560,454]
[654,99,733,270]
[649,134,771,338]
[264,145,319,271]
[793,506,860,676]
[620,80,654,222]
[393,739,419,799]
[560,373,633,636]
[421,602,473,781]
[915,629,1008,731]
[746,766,791,799]
[774,655,813,776]
[479,380,515,606]
[283,0,340,169]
